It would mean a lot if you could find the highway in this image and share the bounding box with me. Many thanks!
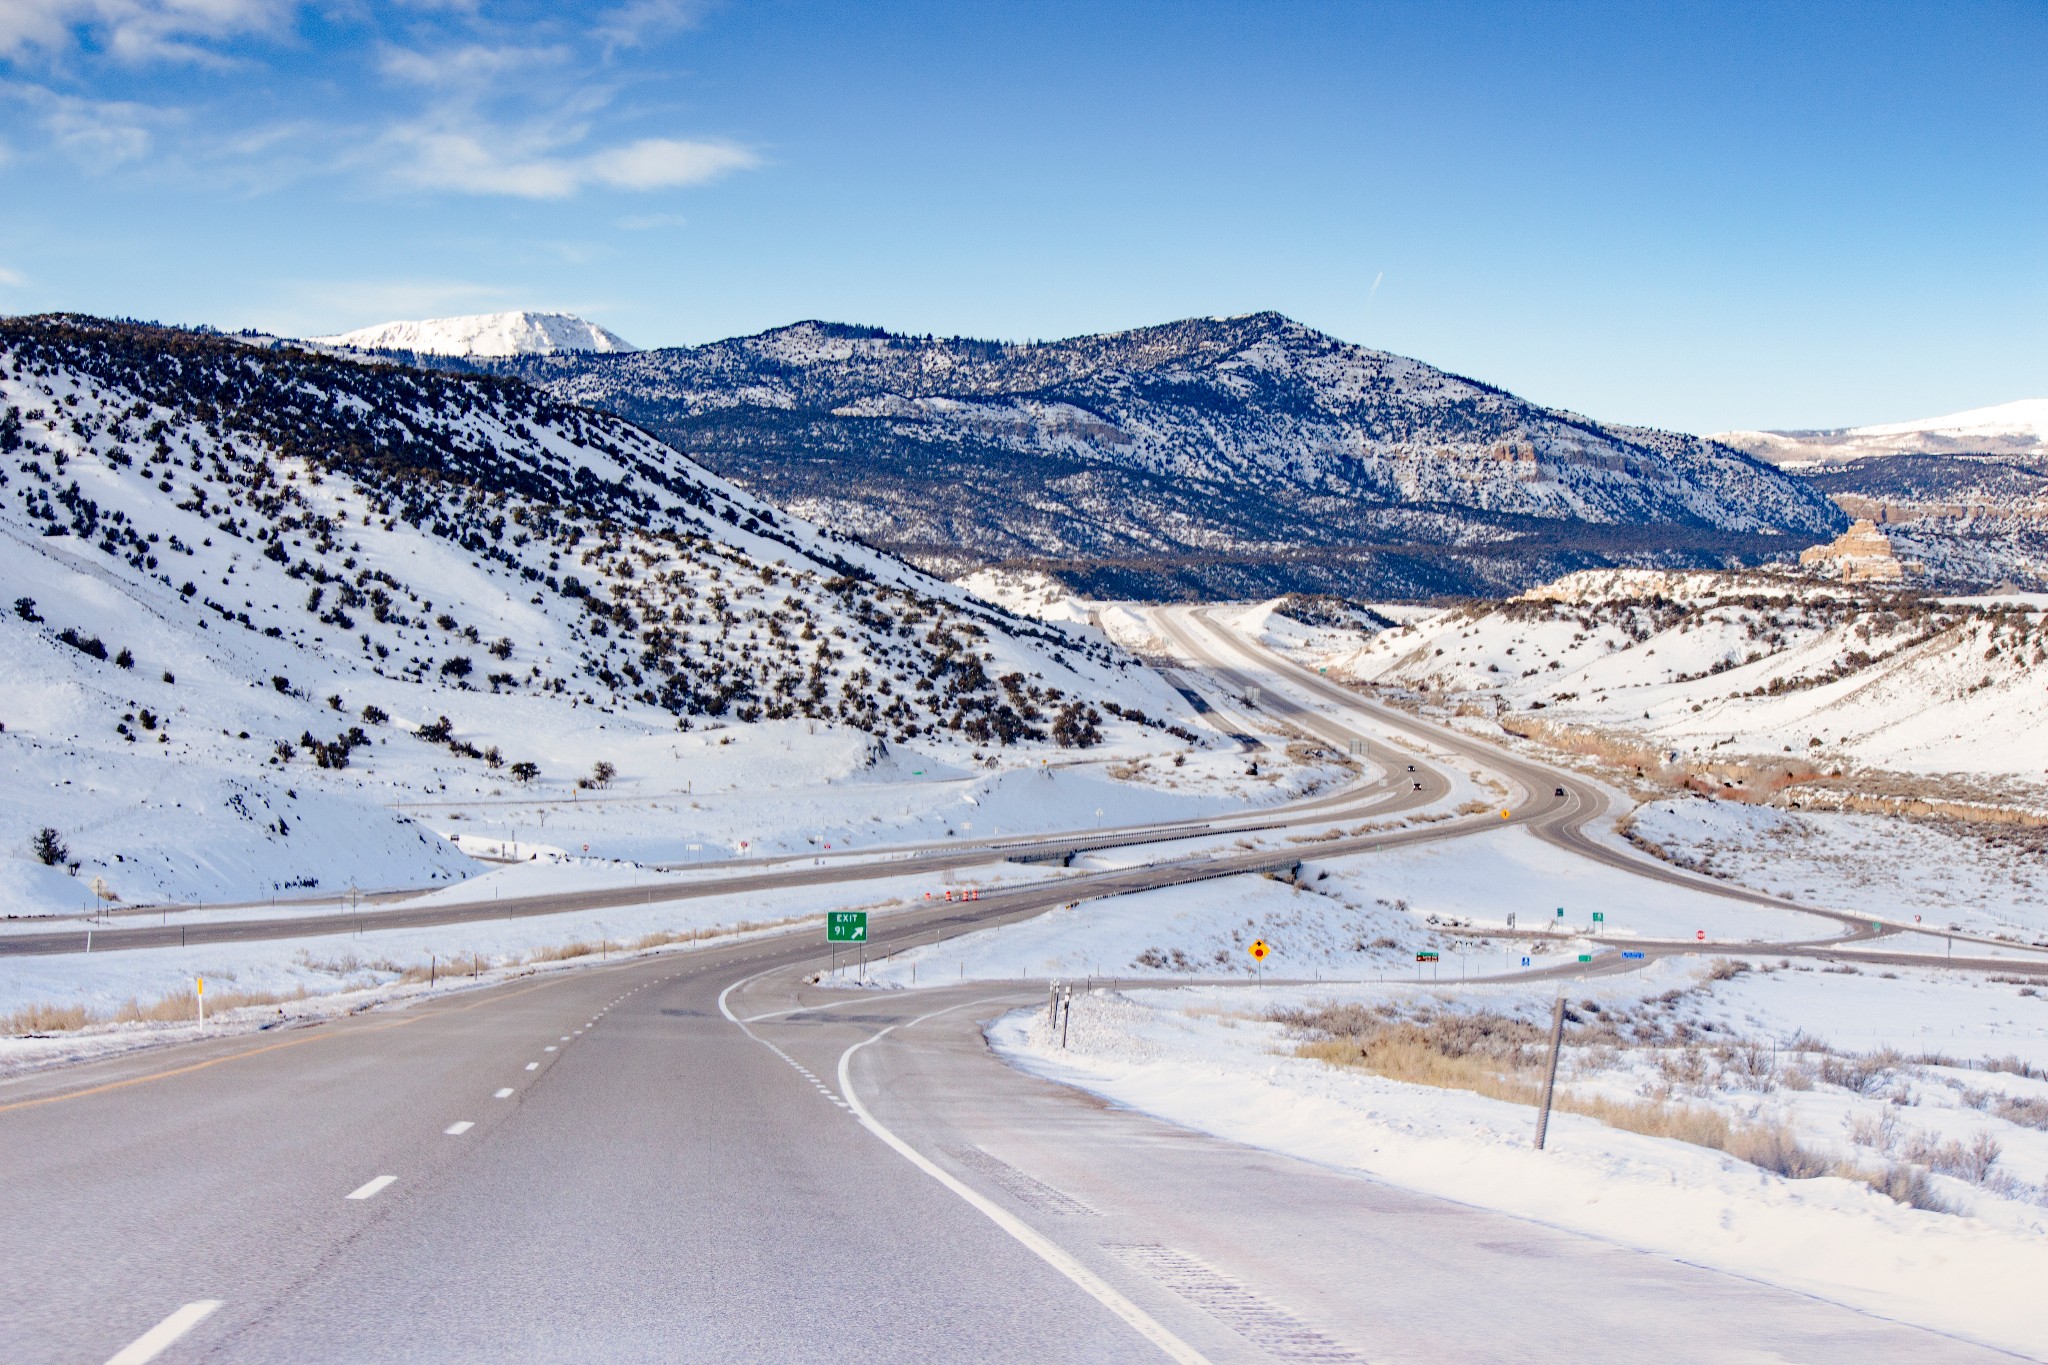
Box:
[2,903,2016,1363]
[7,610,2044,1362]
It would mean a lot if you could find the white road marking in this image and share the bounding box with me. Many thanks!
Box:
[544,1045,557,1052]
[834,1001,1213,1365]
[560,1036,570,1041]
[104,1299,223,1364]
[525,1062,539,1071]
[494,1087,514,1098]
[445,1120,474,1135]
[346,1175,397,1201]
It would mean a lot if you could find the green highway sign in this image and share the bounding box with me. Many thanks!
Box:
[1592,912,1604,923]
[1577,953,1593,963]
[827,911,868,943]
[1416,951,1440,962]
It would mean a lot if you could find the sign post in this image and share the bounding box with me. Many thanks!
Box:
[195,976,205,1025]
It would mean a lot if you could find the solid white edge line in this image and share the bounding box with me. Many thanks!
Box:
[837,1001,1213,1365]
[345,1175,397,1201]
[104,1299,223,1365]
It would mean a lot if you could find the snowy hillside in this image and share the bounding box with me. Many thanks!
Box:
[1720,398,2048,467]
[313,311,636,358]
[0,315,1198,912]
[1279,570,2048,802]
[487,314,1842,600]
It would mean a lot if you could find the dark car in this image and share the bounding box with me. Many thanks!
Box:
[1554,786,1565,797]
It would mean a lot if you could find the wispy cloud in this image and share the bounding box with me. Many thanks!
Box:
[592,0,708,54]
[384,121,754,198]
[0,265,26,287]
[615,210,687,230]
[3,80,168,164]
[0,0,293,66]
[1,5,759,203]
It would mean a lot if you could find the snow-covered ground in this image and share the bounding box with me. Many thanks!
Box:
[1628,798,2048,945]
[1266,570,2048,799]
[988,973,2048,1358]
[835,799,2048,1355]
[0,853,1060,1071]
[0,319,1251,921]
[864,829,1851,990]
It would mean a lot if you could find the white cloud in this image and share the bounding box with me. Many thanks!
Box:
[0,265,26,287]
[591,0,706,53]
[3,81,166,164]
[375,41,569,89]
[585,137,752,190]
[0,0,292,66]
[385,124,755,199]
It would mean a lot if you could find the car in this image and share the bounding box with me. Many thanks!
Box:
[1406,764,1415,772]
[1554,786,1565,797]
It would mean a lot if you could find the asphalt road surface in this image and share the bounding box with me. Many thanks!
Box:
[8,611,2045,1362]
[3,913,2021,1364]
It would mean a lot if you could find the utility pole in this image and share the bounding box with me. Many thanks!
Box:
[1534,994,1567,1150]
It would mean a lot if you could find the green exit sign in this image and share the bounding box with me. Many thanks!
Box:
[827,911,868,943]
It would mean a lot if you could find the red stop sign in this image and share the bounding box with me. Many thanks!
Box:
[1696,930,1706,941]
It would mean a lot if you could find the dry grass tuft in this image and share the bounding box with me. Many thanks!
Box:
[1283,1003,1834,1183]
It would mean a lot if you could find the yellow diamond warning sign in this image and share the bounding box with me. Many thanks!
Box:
[1248,939,1271,962]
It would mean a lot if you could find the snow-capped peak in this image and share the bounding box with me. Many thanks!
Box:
[311,310,636,358]
[1844,397,2048,443]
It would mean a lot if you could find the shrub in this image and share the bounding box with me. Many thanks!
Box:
[509,761,539,784]
[31,827,67,866]
[590,760,617,788]
[361,704,388,726]
[439,655,473,679]
[58,628,108,660]
[13,596,41,622]
[114,647,134,669]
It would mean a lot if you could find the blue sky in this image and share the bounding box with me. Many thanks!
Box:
[0,1,2040,433]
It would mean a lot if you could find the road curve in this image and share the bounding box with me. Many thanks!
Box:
[3,895,2016,1364]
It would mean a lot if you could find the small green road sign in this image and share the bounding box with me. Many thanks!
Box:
[827,911,868,943]
[1577,953,1593,963]
[1591,912,1605,923]
[1416,951,1440,962]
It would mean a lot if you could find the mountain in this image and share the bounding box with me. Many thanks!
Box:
[1716,398,2048,467]
[1715,400,2048,589]
[313,310,637,358]
[0,315,1190,909]
[482,314,1844,601]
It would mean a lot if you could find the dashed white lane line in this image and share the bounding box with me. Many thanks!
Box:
[445,1120,475,1135]
[346,1175,397,1201]
[525,1062,539,1071]
[105,1299,223,1364]
[494,1087,515,1099]
[559,1036,570,1041]
[544,1046,558,1052]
